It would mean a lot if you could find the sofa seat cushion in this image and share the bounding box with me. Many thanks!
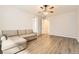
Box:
[19,33,37,41]
[2,36,27,51]
[2,39,16,51]
[8,36,27,44]
[20,33,37,38]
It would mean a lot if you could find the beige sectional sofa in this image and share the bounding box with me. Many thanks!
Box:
[17,29,37,41]
[1,29,37,54]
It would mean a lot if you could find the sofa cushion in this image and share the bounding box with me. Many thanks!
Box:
[2,39,16,51]
[20,33,37,38]
[26,29,33,34]
[3,43,27,54]
[19,33,37,41]
[2,30,17,37]
[2,36,27,51]
[9,36,27,44]
[18,30,26,35]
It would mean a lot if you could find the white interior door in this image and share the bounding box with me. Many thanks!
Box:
[42,19,49,34]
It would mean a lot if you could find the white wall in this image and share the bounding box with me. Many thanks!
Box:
[77,9,79,41]
[0,6,4,35]
[0,6,34,30]
[49,11,77,38]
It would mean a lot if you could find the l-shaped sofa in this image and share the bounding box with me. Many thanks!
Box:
[0,29,37,54]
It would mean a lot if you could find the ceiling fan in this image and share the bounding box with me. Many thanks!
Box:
[39,5,54,16]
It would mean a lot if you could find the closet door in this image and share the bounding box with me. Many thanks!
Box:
[32,16,42,35]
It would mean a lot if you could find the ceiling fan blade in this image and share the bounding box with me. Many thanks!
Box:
[40,7,43,9]
[38,11,42,13]
[50,11,54,13]
[50,6,54,9]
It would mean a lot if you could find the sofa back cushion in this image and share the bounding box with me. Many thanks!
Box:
[26,29,33,34]
[18,30,26,35]
[2,30,17,37]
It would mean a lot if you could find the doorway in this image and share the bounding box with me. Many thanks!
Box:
[42,19,49,34]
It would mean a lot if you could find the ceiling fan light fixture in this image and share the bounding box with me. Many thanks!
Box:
[40,5,54,16]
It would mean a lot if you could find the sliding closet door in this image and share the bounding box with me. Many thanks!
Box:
[32,16,42,35]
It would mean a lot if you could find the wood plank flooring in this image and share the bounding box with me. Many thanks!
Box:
[19,34,79,54]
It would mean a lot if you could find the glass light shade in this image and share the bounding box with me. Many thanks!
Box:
[43,11,48,16]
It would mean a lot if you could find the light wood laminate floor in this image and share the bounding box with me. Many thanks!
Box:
[19,34,79,54]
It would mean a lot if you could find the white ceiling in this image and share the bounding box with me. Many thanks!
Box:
[16,5,79,16]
